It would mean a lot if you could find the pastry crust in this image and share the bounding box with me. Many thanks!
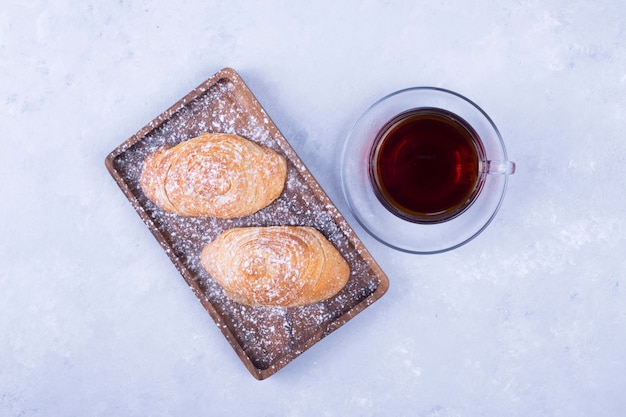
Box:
[139,133,287,218]
[200,226,350,308]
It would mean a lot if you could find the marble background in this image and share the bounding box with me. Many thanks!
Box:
[1,0,625,415]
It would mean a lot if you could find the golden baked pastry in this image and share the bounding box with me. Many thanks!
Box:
[200,226,350,308]
[140,133,287,218]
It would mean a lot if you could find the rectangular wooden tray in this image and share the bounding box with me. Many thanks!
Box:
[105,68,389,379]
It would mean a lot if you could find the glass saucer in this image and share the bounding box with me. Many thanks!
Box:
[340,87,514,254]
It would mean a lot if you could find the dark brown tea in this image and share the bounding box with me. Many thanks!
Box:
[369,108,484,223]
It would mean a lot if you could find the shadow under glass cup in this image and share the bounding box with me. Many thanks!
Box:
[340,87,516,254]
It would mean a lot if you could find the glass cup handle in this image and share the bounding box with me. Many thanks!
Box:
[484,160,516,175]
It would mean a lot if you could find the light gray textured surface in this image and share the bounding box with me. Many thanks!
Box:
[2,0,625,415]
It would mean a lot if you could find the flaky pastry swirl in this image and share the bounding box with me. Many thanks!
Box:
[200,226,350,308]
[140,133,287,218]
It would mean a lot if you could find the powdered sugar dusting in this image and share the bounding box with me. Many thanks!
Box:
[108,71,388,377]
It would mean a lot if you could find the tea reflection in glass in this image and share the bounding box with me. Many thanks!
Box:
[369,108,485,224]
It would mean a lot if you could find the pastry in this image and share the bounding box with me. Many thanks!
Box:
[139,133,287,218]
[200,226,350,308]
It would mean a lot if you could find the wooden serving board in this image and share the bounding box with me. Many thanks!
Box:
[105,68,389,379]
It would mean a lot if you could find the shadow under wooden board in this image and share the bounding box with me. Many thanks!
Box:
[105,67,389,379]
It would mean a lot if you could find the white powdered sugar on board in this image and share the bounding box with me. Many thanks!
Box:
[109,74,386,374]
